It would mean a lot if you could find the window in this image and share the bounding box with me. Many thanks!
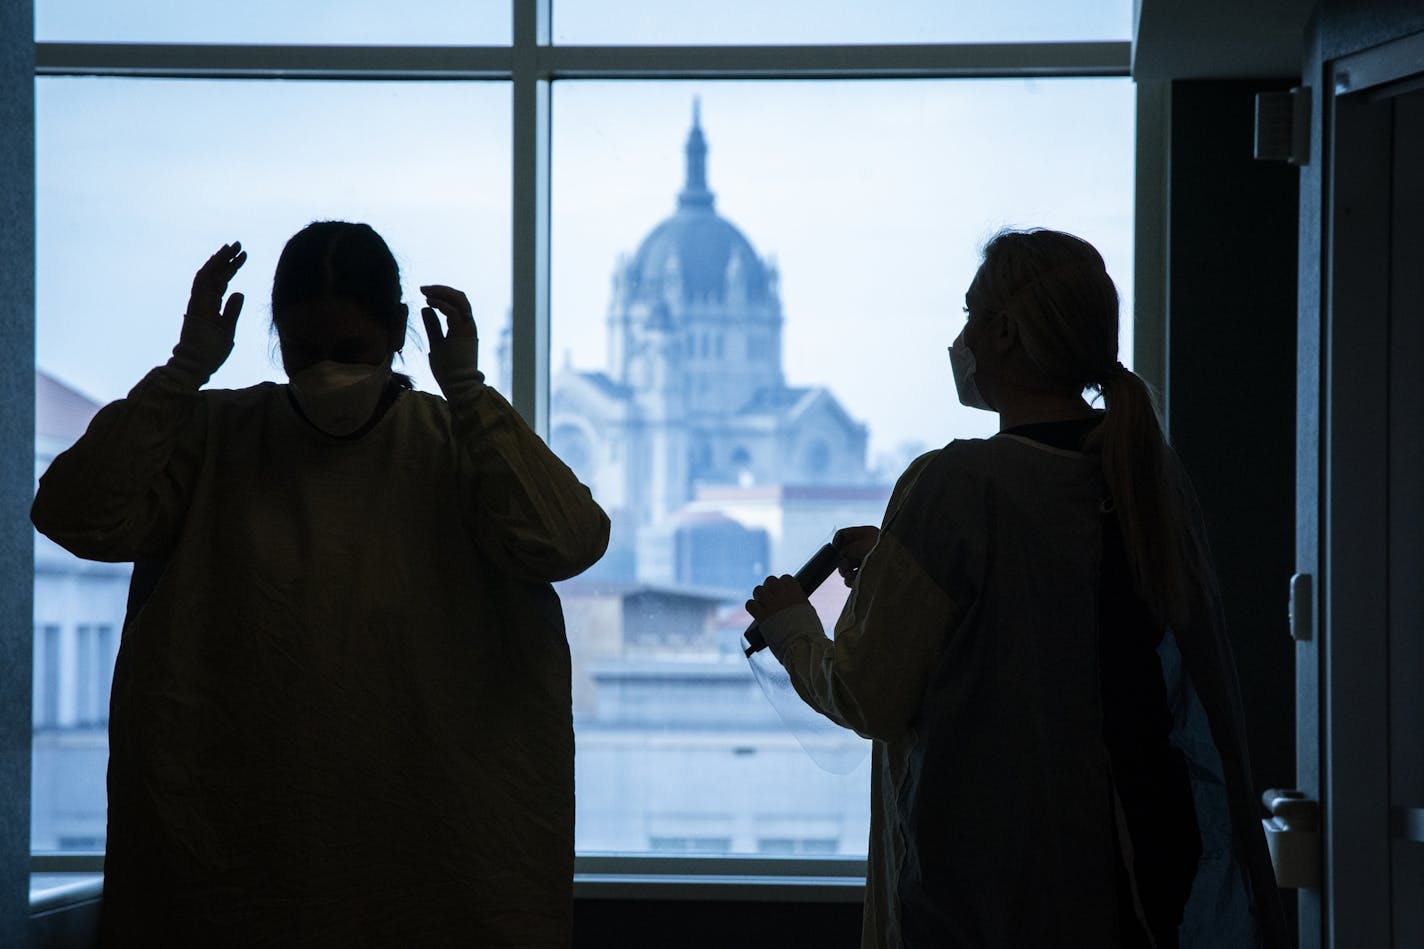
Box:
[74,626,92,725]
[28,1,1133,884]
[33,625,60,729]
[550,76,1131,856]
[757,838,839,855]
[72,625,114,726]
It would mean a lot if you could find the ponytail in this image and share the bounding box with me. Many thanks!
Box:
[1091,368,1202,628]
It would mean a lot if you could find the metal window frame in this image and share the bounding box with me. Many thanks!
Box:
[29,1,1134,893]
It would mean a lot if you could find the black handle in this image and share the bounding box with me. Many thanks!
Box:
[744,542,841,657]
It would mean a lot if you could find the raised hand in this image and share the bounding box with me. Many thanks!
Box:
[420,284,479,379]
[420,284,477,339]
[174,242,246,378]
[186,242,246,332]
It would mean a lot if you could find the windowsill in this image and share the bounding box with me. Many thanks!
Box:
[573,854,865,902]
[29,873,103,915]
[29,855,866,914]
[573,871,864,902]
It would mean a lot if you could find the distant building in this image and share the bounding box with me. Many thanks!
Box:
[550,102,885,590]
[32,371,127,852]
[554,106,881,855]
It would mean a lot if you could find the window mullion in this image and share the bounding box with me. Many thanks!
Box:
[34,41,1130,82]
[510,0,552,432]
[538,41,1129,79]
[34,42,513,79]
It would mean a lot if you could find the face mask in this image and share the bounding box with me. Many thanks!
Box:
[287,360,393,437]
[948,331,993,411]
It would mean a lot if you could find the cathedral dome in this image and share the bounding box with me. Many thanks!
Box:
[621,103,775,308]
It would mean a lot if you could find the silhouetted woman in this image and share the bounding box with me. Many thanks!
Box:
[747,229,1286,949]
[32,222,609,947]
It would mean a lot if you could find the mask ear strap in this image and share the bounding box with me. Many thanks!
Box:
[390,304,409,355]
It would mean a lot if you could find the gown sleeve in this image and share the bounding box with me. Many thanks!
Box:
[432,338,611,583]
[31,348,215,564]
[757,451,961,741]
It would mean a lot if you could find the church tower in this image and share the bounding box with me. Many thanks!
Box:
[607,100,786,429]
[552,102,873,586]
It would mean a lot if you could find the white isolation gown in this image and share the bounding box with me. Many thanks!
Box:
[31,337,609,948]
[757,434,1287,949]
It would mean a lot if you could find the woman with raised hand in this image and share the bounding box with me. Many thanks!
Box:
[33,222,609,947]
[746,229,1286,949]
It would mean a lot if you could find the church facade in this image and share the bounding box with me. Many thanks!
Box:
[551,105,881,591]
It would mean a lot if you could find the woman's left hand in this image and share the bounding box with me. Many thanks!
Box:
[745,574,809,623]
[420,284,479,376]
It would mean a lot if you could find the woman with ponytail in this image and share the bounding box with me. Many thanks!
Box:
[746,229,1286,948]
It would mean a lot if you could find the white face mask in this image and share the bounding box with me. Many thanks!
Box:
[287,360,393,437]
[948,331,993,411]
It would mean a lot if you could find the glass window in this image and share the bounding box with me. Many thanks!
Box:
[75,625,92,725]
[551,78,1134,856]
[31,76,510,853]
[554,0,1132,46]
[34,625,60,728]
[98,625,116,721]
[28,63,1135,870]
[35,0,510,45]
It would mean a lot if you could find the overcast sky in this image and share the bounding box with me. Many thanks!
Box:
[34,2,1134,465]
[37,76,1132,465]
[37,0,1129,45]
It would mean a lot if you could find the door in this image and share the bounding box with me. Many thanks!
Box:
[1298,35,1424,949]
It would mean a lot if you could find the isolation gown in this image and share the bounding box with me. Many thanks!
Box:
[757,433,1288,949]
[31,339,609,947]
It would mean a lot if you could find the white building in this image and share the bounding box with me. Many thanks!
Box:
[31,371,128,852]
[552,105,886,855]
[550,103,888,590]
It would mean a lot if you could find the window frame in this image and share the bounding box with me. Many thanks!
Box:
[28,0,1135,896]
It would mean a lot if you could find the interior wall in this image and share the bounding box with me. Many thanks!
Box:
[1316,0,1424,60]
[26,892,866,949]
[1165,80,1300,800]
[1,1,36,944]
[573,897,861,949]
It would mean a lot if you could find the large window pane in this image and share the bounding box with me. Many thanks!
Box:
[32,77,510,853]
[555,0,1132,46]
[552,78,1134,856]
[36,0,509,45]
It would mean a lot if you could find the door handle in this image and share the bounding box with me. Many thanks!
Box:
[1261,787,1320,888]
[1289,573,1313,641]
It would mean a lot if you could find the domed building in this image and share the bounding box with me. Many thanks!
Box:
[551,103,879,588]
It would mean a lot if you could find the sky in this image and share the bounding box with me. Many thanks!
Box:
[36,0,1130,45]
[551,78,1135,461]
[33,2,1135,469]
[35,78,511,403]
[36,74,1134,467]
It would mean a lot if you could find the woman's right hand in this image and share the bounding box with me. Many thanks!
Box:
[832,525,880,587]
[175,242,246,376]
